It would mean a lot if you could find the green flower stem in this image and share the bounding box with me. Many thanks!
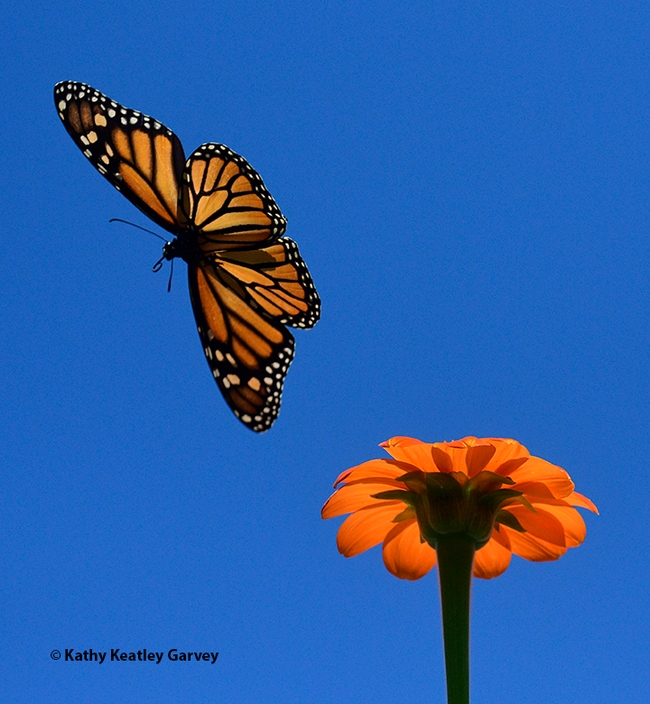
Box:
[436,534,475,704]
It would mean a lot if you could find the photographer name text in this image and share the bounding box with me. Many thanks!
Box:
[51,648,219,664]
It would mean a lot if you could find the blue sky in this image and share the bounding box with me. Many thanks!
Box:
[1,1,649,701]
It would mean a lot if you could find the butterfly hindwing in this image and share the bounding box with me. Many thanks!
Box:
[188,261,296,431]
[216,239,321,329]
[54,81,186,235]
[182,143,286,251]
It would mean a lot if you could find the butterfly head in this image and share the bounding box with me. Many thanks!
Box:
[161,235,199,265]
[151,236,195,275]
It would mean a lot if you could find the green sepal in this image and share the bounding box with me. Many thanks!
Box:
[449,471,469,487]
[392,506,416,522]
[469,470,515,490]
[495,508,526,532]
[424,471,464,493]
[396,470,428,492]
[477,488,523,513]
[508,494,535,512]
[371,489,413,502]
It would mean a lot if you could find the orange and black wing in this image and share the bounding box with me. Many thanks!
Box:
[181,143,286,251]
[188,239,320,431]
[54,81,186,235]
[216,239,321,329]
[188,259,295,432]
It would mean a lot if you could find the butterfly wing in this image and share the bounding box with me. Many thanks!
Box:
[54,81,186,235]
[216,240,321,329]
[188,258,295,432]
[180,143,286,251]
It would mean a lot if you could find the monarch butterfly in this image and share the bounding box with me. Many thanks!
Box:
[54,81,320,432]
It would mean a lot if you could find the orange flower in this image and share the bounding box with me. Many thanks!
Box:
[322,436,598,580]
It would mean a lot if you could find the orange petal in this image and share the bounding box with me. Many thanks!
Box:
[566,491,599,514]
[480,438,529,473]
[380,437,439,472]
[382,520,437,580]
[336,502,404,557]
[531,502,587,547]
[465,443,497,477]
[380,436,422,448]
[493,456,530,477]
[512,480,560,500]
[501,525,568,561]
[509,457,574,498]
[431,446,454,473]
[504,505,568,547]
[433,437,527,477]
[473,527,512,579]
[322,480,406,519]
[502,494,575,509]
[333,459,412,487]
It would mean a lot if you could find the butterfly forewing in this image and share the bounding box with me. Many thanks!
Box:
[182,144,286,251]
[54,81,186,235]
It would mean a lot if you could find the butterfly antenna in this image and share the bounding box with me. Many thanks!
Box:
[109,217,167,242]
[111,218,173,287]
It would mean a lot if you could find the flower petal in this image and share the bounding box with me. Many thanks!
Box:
[509,457,574,498]
[382,520,437,580]
[333,459,413,487]
[380,437,439,473]
[531,502,587,547]
[493,457,529,477]
[434,437,526,476]
[501,525,568,561]
[511,481,560,500]
[504,505,568,547]
[431,446,454,473]
[473,527,512,579]
[336,502,404,557]
[465,444,497,477]
[473,437,529,474]
[566,491,599,514]
[322,480,406,519]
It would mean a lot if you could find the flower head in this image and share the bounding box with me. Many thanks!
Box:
[322,436,598,580]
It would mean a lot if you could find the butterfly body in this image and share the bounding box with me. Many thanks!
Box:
[55,81,320,431]
[159,231,199,267]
